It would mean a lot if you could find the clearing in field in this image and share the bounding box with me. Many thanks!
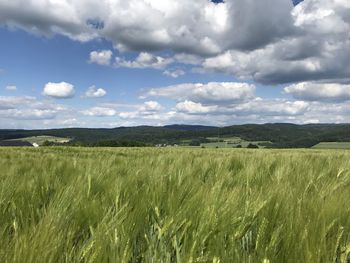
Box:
[0,147,349,262]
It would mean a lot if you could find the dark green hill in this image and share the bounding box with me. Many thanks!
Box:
[164,125,217,131]
[2,123,350,148]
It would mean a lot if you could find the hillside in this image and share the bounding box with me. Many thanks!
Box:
[1,123,350,148]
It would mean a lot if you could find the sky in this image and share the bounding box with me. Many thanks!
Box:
[1,0,350,129]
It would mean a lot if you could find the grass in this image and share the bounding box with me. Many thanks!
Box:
[0,147,349,262]
[313,142,350,149]
[10,136,70,145]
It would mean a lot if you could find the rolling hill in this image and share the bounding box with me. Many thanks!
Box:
[2,123,350,148]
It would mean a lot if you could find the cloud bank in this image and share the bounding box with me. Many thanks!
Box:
[2,0,350,128]
[1,0,349,85]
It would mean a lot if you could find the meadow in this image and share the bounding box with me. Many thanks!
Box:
[0,147,349,262]
[202,137,271,148]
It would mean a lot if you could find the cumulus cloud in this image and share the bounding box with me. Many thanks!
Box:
[201,0,350,84]
[173,54,203,65]
[4,0,350,127]
[115,52,173,69]
[2,93,350,128]
[224,0,294,51]
[174,98,309,116]
[5,85,17,91]
[85,86,107,98]
[0,109,57,120]
[143,82,255,105]
[201,46,328,85]
[176,101,218,114]
[163,69,185,78]
[43,82,75,99]
[284,82,350,102]
[81,107,117,117]
[117,97,312,126]
[141,101,163,112]
[89,50,113,65]
[0,96,69,121]
[0,0,291,55]
[1,0,350,85]
[231,99,309,116]
[0,96,36,110]
[119,101,163,120]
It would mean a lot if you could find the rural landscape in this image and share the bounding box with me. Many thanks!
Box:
[4,123,350,149]
[0,125,350,262]
[1,0,350,262]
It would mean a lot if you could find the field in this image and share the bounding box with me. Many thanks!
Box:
[179,137,272,148]
[9,136,71,146]
[313,142,350,149]
[0,147,349,262]
[200,137,272,148]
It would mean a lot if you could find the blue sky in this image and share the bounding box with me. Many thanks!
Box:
[1,0,349,128]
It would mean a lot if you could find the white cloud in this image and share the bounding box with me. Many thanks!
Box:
[3,91,350,128]
[163,69,185,78]
[176,101,218,114]
[60,118,80,126]
[4,0,350,127]
[201,47,326,85]
[85,86,107,98]
[174,54,203,65]
[0,96,69,121]
[231,99,309,116]
[2,0,350,85]
[175,98,309,116]
[201,0,350,84]
[115,52,173,69]
[5,85,17,91]
[43,82,75,99]
[0,0,292,55]
[89,50,113,66]
[116,97,312,126]
[143,82,255,105]
[141,101,163,112]
[0,109,57,120]
[119,101,163,120]
[0,0,228,55]
[284,82,350,102]
[0,96,36,110]
[81,107,117,117]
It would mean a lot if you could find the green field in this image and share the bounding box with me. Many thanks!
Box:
[10,135,71,145]
[0,147,349,262]
[313,142,350,149]
[201,137,271,148]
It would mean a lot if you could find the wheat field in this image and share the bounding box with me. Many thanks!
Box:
[0,147,349,262]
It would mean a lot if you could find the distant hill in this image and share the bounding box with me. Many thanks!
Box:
[1,123,350,148]
[164,125,217,131]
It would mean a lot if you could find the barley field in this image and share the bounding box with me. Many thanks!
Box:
[0,147,349,262]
